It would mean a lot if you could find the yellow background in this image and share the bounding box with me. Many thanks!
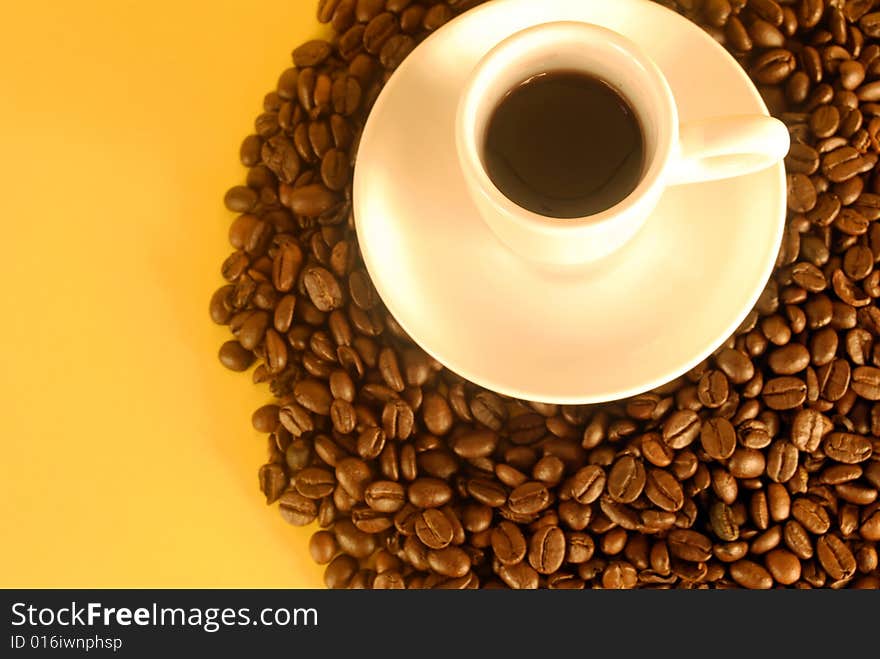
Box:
[0,1,328,587]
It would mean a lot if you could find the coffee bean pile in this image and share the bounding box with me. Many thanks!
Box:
[210,0,880,588]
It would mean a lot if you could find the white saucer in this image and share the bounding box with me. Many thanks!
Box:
[353,0,786,404]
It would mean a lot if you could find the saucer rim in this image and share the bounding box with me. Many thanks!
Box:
[353,0,786,404]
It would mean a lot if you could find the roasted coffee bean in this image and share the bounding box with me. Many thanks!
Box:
[823,146,871,183]
[644,468,684,512]
[786,143,821,175]
[750,18,785,48]
[821,464,863,486]
[532,456,565,486]
[422,391,453,436]
[218,340,254,371]
[258,463,288,504]
[749,0,784,25]
[565,465,606,504]
[558,532,593,565]
[496,464,527,488]
[238,310,269,351]
[449,429,497,460]
[309,530,338,566]
[738,419,771,450]
[695,2,729,27]
[286,438,313,473]
[833,271,871,309]
[379,34,416,70]
[334,519,376,558]
[240,134,263,167]
[528,526,566,574]
[408,478,453,509]
[836,482,877,505]
[785,520,814,560]
[762,376,807,409]
[426,546,470,578]
[766,440,799,483]
[336,457,372,501]
[414,508,454,550]
[380,399,413,441]
[254,111,279,140]
[810,105,841,139]
[324,554,363,591]
[715,347,754,384]
[765,548,801,585]
[671,451,699,482]
[224,185,258,213]
[364,480,405,513]
[791,408,833,452]
[730,559,773,589]
[753,48,797,84]
[331,75,361,116]
[345,272,376,314]
[749,490,770,531]
[752,522,781,554]
[788,173,818,212]
[363,12,399,55]
[283,183,340,217]
[303,266,344,312]
[357,426,386,460]
[209,285,235,324]
[710,467,738,505]
[700,417,736,460]
[640,433,674,467]
[729,448,767,479]
[667,529,712,563]
[467,478,508,508]
[601,561,638,589]
[852,366,880,399]
[292,378,331,415]
[862,508,880,540]
[498,561,539,589]
[417,450,457,481]
[786,71,810,105]
[508,482,551,515]
[817,534,857,580]
[309,120,333,159]
[253,404,281,436]
[422,2,453,31]
[320,149,350,191]
[295,466,336,499]
[823,432,873,463]
[330,399,357,434]
[792,497,832,535]
[470,391,507,430]
[714,541,748,564]
[710,502,740,542]
[697,369,729,407]
[278,489,318,526]
[768,344,811,375]
[491,520,527,565]
[261,135,301,184]
[607,456,646,503]
[662,410,701,449]
[293,40,332,67]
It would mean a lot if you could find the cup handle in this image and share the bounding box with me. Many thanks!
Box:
[668,115,790,186]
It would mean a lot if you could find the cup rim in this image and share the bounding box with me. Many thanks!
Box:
[455,20,679,234]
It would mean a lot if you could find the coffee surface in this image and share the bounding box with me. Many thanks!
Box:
[483,71,644,218]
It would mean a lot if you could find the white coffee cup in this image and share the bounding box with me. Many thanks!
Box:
[455,21,791,265]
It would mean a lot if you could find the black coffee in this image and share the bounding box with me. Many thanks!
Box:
[483,71,644,218]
